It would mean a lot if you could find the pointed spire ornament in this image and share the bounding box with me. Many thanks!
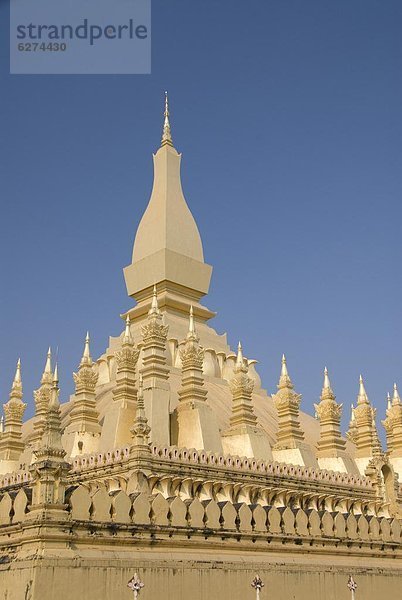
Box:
[161,91,173,147]
[30,362,70,514]
[80,331,92,366]
[228,341,257,427]
[148,284,160,315]
[392,382,401,406]
[13,358,22,385]
[187,305,198,341]
[273,354,305,449]
[73,332,98,394]
[222,342,271,458]
[357,374,369,405]
[354,375,376,458]
[315,367,346,457]
[386,381,402,456]
[32,348,56,446]
[347,403,358,444]
[278,354,293,389]
[49,365,60,409]
[109,314,140,446]
[0,415,4,434]
[34,362,65,460]
[320,366,336,401]
[123,315,134,346]
[0,358,27,462]
[235,341,247,372]
[41,347,53,385]
[140,283,170,446]
[131,373,151,448]
[382,393,394,454]
[67,331,101,456]
[177,304,222,452]
[371,408,383,458]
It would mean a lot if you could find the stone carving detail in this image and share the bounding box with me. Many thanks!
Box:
[131,375,151,447]
[73,368,98,393]
[315,401,342,421]
[3,401,26,422]
[141,320,169,344]
[229,371,254,396]
[115,346,140,372]
[127,574,145,598]
[180,344,204,371]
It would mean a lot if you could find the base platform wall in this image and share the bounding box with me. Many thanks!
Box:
[1,548,401,600]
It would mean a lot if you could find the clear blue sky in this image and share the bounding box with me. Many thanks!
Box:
[1,1,401,440]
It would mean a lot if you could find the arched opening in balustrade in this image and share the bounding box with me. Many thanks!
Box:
[381,464,395,505]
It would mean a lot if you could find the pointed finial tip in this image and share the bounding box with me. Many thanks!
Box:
[282,353,286,362]
[86,331,90,341]
[238,341,242,350]
[161,91,173,146]
[53,363,59,382]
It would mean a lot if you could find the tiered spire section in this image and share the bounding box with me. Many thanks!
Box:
[315,368,346,454]
[65,333,101,457]
[31,348,53,448]
[222,343,272,460]
[384,383,402,459]
[371,408,383,458]
[29,367,70,517]
[314,368,356,473]
[346,403,358,444]
[124,93,213,323]
[176,308,222,452]
[140,286,170,445]
[0,359,27,467]
[178,307,207,406]
[100,317,140,449]
[273,355,305,446]
[114,316,139,404]
[382,392,393,452]
[228,342,257,427]
[131,374,151,449]
[353,375,375,459]
[271,355,315,467]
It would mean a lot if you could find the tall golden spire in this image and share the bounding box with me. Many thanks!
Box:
[278,354,293,389]
[80,332,92,366]
[1,358,26,454]
[161,91,173,147]
[392,382,401,406]
[357,374,369,405]
[41,347,53,385]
